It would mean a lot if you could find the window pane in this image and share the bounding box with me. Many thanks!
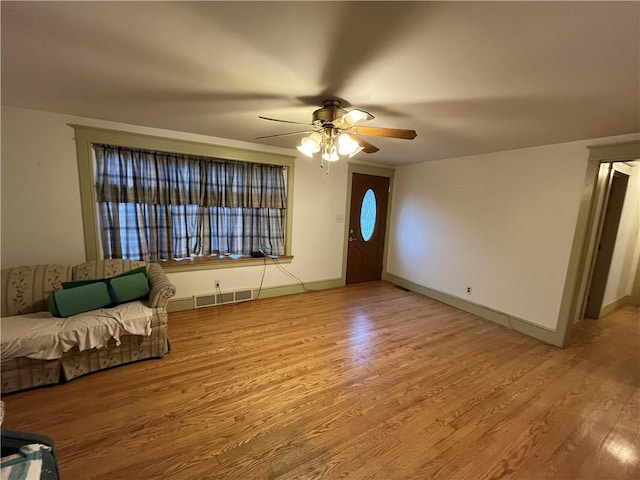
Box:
[360,189,377,241]
[93,144,289,261]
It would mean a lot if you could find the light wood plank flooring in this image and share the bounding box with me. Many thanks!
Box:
[2,281,639,479]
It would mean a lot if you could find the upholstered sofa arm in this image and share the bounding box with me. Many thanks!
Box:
[146,263,176,308]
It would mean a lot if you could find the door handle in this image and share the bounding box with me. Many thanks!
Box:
[349,236,357,242]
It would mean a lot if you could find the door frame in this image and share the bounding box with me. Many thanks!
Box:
[583,169,630,319]
[341,163,395,285]
[557,140,640,346]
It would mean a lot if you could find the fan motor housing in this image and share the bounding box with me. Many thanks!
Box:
[312,99,347,126]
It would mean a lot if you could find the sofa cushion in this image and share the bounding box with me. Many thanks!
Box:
[1,302,153,362]
[59,302,153,353]
[72,260,146,281]
[0,312,65,361]
[1,265,73,317]
[62,266,147,289]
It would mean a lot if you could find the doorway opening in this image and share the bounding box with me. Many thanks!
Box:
[562,142,640,345]
[583,167,631,319]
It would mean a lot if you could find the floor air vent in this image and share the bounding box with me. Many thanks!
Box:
[234,290,252,302]
[194,294,217,308]
[194,290,254,308]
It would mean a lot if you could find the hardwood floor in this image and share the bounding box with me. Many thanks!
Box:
[2,281,639,479]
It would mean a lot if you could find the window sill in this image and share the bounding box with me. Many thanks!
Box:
[158,255,293,273]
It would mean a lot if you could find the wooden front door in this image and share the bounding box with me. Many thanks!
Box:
[346,173,390,284]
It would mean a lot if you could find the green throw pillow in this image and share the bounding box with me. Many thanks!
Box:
[48,282,112,318]
[47,267,150,318]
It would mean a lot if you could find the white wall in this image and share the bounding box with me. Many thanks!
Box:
[602,161,640,307]
[387,135,640,330]
[1,107,86,266]
[3,106,638,323]
[1,106,349,297]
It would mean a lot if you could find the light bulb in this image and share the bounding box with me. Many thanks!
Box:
[297,143,314,158]
[322,144,339,162]
[341,109,372,126]
[296,133,321,157]
[338,133,359,156]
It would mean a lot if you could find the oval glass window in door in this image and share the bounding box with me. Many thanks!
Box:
[360,188,377,241]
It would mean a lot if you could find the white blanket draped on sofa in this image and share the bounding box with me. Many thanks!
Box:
[1,302,152,362]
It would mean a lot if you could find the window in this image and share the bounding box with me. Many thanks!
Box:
[94,144,288,262]
[73,125,295,269]
[360,188,377,241]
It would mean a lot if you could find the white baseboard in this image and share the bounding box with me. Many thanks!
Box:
[383,273,563,347]
[599,295,633,318]
[167,277,344,313]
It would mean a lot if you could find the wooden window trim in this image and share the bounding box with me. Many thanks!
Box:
[71,125,297,271]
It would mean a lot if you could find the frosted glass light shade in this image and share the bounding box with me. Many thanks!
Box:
[341,109,371,126]
[338,133,360,156]
[297,133,322,157]
[322,144,339,162]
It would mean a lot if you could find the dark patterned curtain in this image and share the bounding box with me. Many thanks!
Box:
[94,145,287,261]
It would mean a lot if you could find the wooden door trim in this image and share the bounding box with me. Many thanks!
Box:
[557,139,640,346]
[341,163,395,284]
[583,171,629,318]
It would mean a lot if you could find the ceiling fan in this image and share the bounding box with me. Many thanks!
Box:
[257,98,417,169]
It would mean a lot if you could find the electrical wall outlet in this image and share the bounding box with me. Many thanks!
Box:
[215,279,221,289]
[466,286,472,295]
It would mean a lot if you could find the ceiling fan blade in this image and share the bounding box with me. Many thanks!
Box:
[258,116,310,126]
[333,108,375,128]
[352,135,380,154]
[255,130,315,139]
[354,126,417,140]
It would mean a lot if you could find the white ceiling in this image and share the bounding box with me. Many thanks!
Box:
[2,1,638,166]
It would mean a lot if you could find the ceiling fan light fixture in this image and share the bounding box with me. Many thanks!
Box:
[259,99,416,171]
[322,143,339,162]
[340,109,372,127]
[337,133,360,156]
[297,132,322,157]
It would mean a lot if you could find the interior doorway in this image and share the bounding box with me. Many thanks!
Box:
[560,140,640,347]
[583,170,630,318]
[345,173,390,284]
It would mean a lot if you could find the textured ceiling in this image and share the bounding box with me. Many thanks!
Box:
[2,1,639,165]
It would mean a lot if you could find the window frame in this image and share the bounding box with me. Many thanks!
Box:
[72,125,296,271]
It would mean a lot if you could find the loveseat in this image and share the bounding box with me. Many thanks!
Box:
[1,260,176,393]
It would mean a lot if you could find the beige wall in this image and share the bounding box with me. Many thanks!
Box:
[1,106,349,297]
[387,134,640,330]
[602,161,640,307]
